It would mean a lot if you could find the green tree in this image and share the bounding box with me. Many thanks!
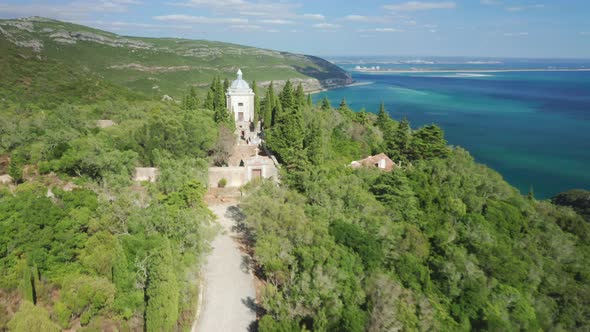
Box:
[320,96,331,111]
[204,89,214,110]
[8,150,25,183]
[145,238,179,332]
[391,117,411,161]
[8,301,60,332]
[267,107,304,164]
[409,124,450,160]
[279,80,295,111]
[376,102,389,131]
[182,86,199,110]
[252,80,260,124]
[294,83,306,108]
[223,78,230,92]
[263,82,275,128]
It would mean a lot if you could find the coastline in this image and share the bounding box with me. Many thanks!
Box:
[352,68,590,74]
[309,81,374,95]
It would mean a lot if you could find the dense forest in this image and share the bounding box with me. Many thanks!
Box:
[0,84,221,330]
[241,83,590,331]
[0,57,589,331]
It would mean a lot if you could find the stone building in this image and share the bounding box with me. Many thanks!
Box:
[226,69,255,138]
[350,153,397,172]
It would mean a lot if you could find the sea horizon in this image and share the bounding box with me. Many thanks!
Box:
[315,57,590,199]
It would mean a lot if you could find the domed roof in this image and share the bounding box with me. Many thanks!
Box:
[230,69,250,90]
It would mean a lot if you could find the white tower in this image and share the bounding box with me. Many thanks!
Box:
[226,69,255,131]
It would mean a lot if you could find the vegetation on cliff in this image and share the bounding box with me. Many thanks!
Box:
[241,86,590,331]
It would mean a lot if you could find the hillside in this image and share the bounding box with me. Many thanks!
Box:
[0,17,351,103]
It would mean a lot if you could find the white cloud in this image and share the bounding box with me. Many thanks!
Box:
[313,23,340,29]
[503,32,529,36]
[265,28,280,33]
[384,1,456,11]
[359,27,403,32]
[175,0,300,19]
[480,0,502,5]
[0,1,141,19]
[505,4,545,12]
[229,24,261,30]
[257,19,294,25]
[303,13,325,20]
[153,14,248,24]
[579,32,590,36]
[343,15,369,22]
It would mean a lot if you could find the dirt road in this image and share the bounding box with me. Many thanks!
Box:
[192,203,256,332]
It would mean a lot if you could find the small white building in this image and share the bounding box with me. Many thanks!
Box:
[226,69,255,136]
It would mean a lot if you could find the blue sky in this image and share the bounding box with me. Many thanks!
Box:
[1,0,589,58]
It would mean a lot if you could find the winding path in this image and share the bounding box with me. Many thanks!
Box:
[192,203,256,332]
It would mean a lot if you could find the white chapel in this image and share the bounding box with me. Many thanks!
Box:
[226,69,255,133]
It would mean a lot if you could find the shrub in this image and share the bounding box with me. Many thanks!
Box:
[218,178,228,188]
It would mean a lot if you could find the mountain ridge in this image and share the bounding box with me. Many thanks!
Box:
[0,16,352,102]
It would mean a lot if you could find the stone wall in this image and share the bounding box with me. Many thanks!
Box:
[208,167,247,188]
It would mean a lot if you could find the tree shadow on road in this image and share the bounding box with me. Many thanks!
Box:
[242,296,264,332]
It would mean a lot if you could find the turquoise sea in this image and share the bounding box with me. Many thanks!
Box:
[314,58,590,198]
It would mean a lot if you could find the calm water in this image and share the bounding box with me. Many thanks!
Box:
[314,63,590,199]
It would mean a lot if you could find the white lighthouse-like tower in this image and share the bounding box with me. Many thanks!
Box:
[226,69,255,132]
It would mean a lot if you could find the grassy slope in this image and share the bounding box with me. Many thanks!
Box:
[0,17,350,101]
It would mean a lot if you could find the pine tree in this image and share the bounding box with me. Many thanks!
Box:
[279,80,295,111]
[376,102,388,130]
[320,97,331,111]
[306,94,313,108]
[392,117,411,161]
[146,238,179,332]
[409,124,449,160]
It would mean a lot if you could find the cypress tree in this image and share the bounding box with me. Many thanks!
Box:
[294,83,306,108]
[305,120,325,165]
[376,102,389,130]
[223,78,230,92]
[357,107,368,124]
[145,238,179,332]
[272,94,282,127]
[279,80,294,110]
[267,107,304,164]
[20,262,35,304]
[320,97,331,111]
[252,80,260,124]
[9,150,25,184]
[263,82,275,128]
[204,89,214,110]
[213,76,225,112]
[339,98,348,110]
